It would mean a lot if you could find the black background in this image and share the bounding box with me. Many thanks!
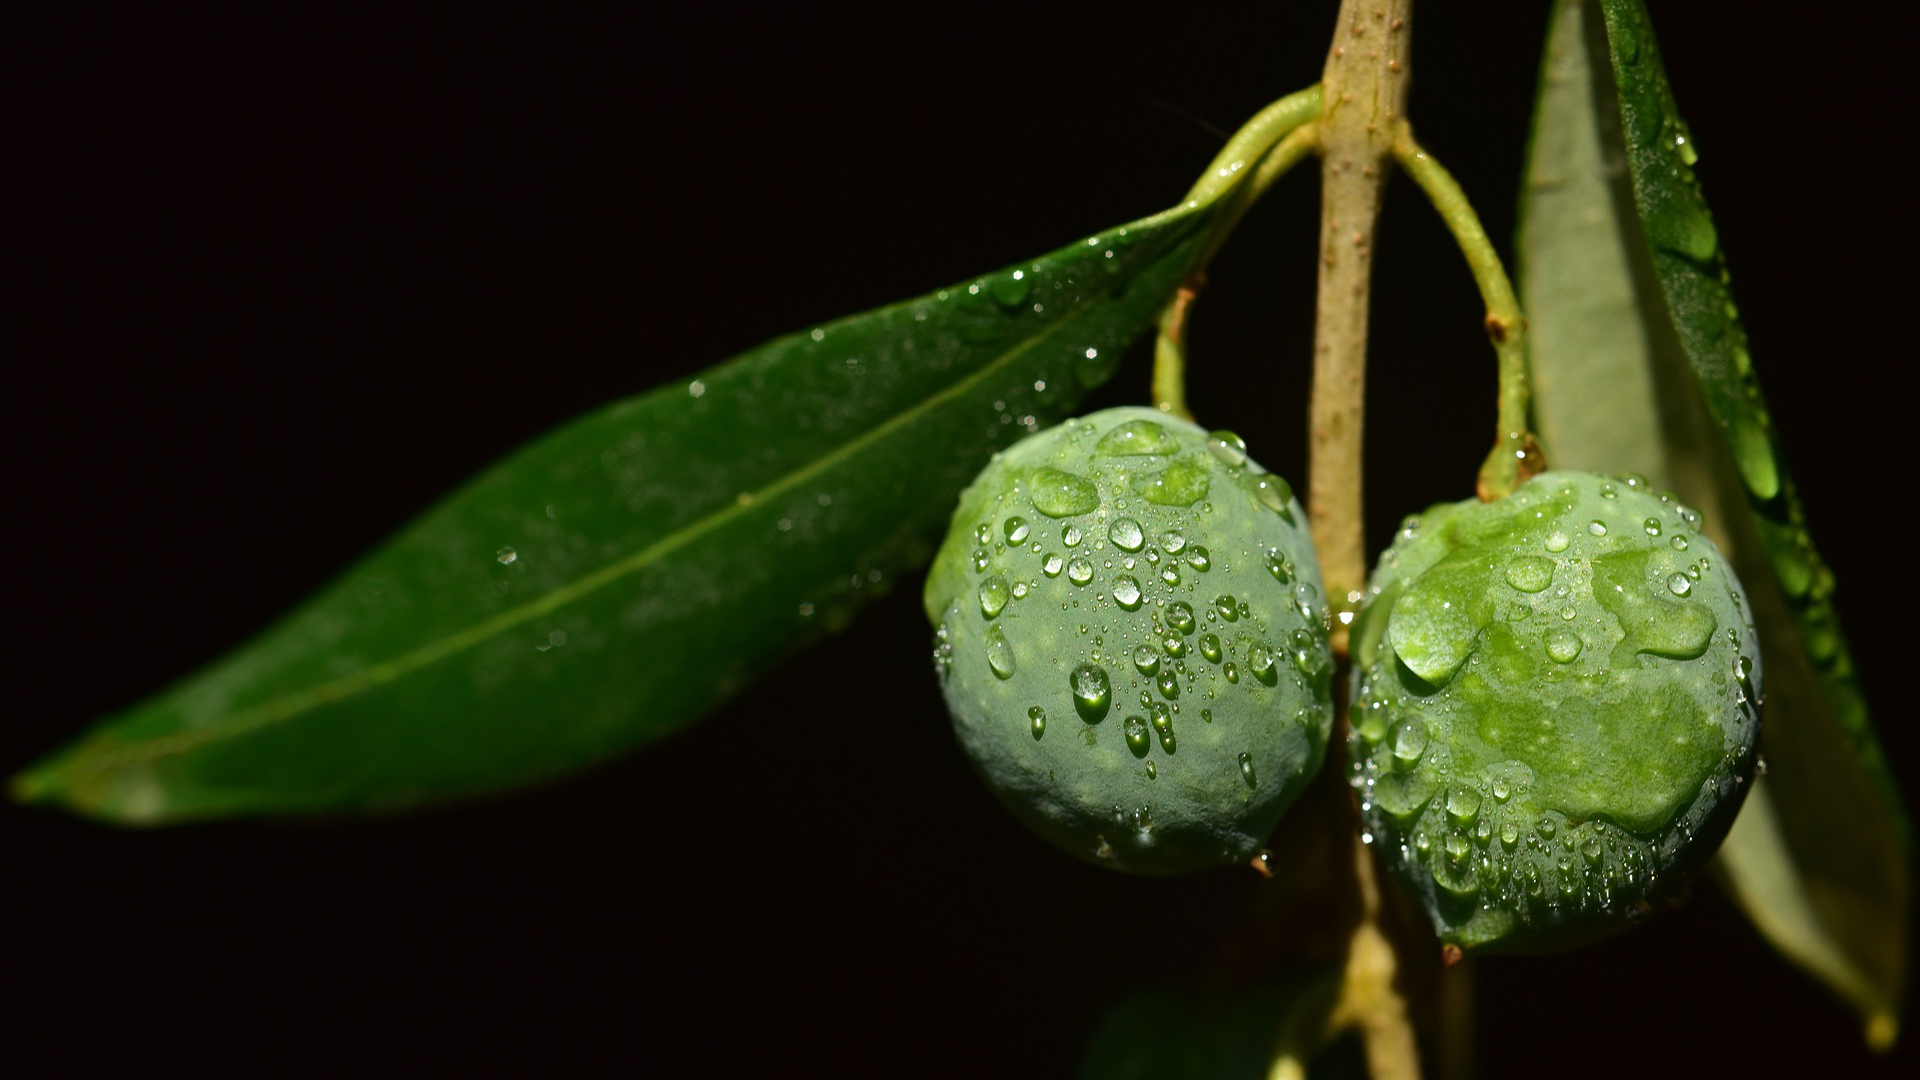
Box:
[8,4,1913,1076]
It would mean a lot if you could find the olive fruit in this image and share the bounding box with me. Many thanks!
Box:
[1349,471,1761,952]
[924,406,1334,874]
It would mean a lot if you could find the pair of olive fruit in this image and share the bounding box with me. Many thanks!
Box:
[924,407,1761,953]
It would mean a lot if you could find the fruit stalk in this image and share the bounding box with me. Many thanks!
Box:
[1390,125,1541,501]
[1155,89,1325,420]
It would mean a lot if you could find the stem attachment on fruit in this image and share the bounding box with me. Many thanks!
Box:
[1390,124,1543,501]
[1155,120,1322,418]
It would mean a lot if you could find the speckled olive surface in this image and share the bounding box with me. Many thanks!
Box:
[1349,471,1761,952]
[925,407,1333,873]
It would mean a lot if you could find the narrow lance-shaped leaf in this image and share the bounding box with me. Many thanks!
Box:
[1518,0,1909,1046]
[13,196,1231,825]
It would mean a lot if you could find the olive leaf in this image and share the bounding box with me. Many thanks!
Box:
[12,199,1230,825]
[1074,967,1347,1080]
[1518,0,1908,1045]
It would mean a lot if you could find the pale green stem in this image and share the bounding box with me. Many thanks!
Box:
[1155,122,1322,418]
[1391,123,1542,500]
[1185,86,1324,206]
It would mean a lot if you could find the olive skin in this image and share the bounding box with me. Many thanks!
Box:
[925,407,1333,874]
[1349,471,1762,952]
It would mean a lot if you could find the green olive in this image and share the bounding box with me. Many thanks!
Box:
[925,407,1333,874]
[1349,471,1761,952]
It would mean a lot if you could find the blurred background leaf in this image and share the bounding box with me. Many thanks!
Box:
[1519,0,1908,1046]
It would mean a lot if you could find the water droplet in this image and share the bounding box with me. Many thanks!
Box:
[1186,546,1211,571]
[988,271,1031,308]
[1003,517,1030,544]
[1492,780,1511,801]
[1238,752,1257,788]
[1445,787,1482,824]
[1504,556,1554,593]
[1042,553,1064,577]
[1201,430,1246,467]
[976,523,993,545]
[1215,595,1239,622]
[1132,644,1161,676]
[1644,517,1662,537]
[1144,760,1157,779]
[1123,715,1151,758]
[1599,482,1618,499]
[1670,120,1700,165]
[1264,550,1293,584]
[1500,823,1519,847]
[1292,582,1319,621]
[1545,530,1570,553]
[1134,460,1210,507]
[1667,573,1693,597]
[985,626,1016,679]
[978,576,1010,618]
[1251,476,1292,515]
[496,546,518,565]
[1063,524,1084,547]
[1156,669,1180,699]
[1108,517,1145,552]
[1066,557,1094,586]
[1546,628,1583,664]
[1199,634,1223,663]
[971,548,990,573]
[1167,602,1196,634]
[1159,530,1186,554]
[1670,535,1690,552]
[1223,661,1239,684]
[1247,644,1278,686]
[1095,419,1179,456]
[1028,467,1101,517]
[1588,520,1608,536]
[1112,575,1143,610]
[1582,838,1605,865]
[1149,701,1172,733]
[1161,634,1187,659]
[1391,719,1428,766]
[1071,664,1112,723]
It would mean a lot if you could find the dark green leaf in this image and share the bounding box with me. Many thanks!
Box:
[1519,0,1909,1045]
[13,200,1227,825]
[1074,967,1344,1080]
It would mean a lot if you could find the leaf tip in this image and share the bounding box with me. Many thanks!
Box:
[9,754,64,807]
[1866,1010,1899,1054]
[9,741,167,826]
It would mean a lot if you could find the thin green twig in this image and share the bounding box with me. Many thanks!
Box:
[1391,122,1542,500]
[1185,86,1324,207]
[1154,121,1322,418]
